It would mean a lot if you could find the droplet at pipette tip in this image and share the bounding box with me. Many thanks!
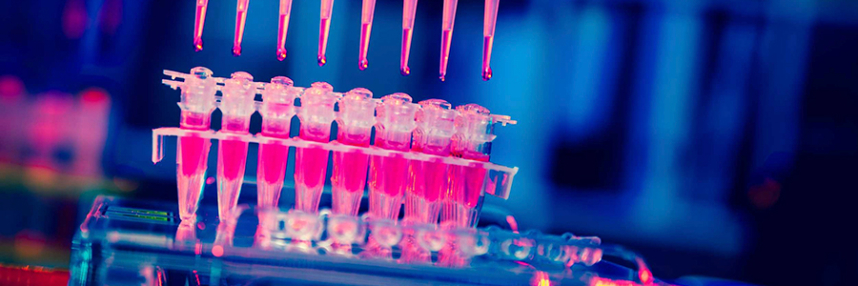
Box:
[232,0,250,56]
[400,0,419,76]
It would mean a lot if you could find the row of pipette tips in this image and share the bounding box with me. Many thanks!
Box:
[193,0,501,80]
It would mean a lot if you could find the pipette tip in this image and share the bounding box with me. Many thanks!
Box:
[359,59,368,71]
[232,46,242,57]
[193,38,203,52]
[482,67,492,81]
[318,56,327,66]
[276,49,287,61]
[439,74,446,81]
[400,66,411,76]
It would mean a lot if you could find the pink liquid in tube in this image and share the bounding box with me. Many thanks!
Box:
[193,0,209,51]
[294,82,338,213]
[331,88,375,216]
[216,72,256,220]
[276,0,293,61]
[358,0,376,70]
[232,0,250,56]
[367,93,419,221]
[257,76,297,208]
[176,67,218,221]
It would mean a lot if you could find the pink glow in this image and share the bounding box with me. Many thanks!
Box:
[62,0,88,39]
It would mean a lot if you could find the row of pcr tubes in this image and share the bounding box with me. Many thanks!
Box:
[193,0,501,80]
[161,67,515,232]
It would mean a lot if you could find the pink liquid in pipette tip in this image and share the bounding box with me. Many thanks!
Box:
[439,29,453,81]
[359,23,372,70]
[232,0,249,57]
[318,17,331,66]
[482,36,494,81]
[193,0,208,51]
[276,13,290,61]
[400,28,413,76]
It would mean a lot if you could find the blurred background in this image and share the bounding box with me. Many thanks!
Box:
[1,0,857,285]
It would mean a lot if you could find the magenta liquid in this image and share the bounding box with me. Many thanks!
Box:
[257,141,289,208]
[176,111,212,221]
[331,139,369,216]
[317,17,331,65]
[367,138,411,220]
[294,127,330,213]
[216,115,250,220]
[276,13,290,61]
[439,29,453,81]
[400,28,413,75]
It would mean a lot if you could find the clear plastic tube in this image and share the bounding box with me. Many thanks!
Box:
[317,0,335,66]
[193,0,209,51]
[439,0,458,81]
[216,72,257,220]
[331,88,376,216]
[294,82,339,213]
[358,0,377,70]
[233,0,251,56]
[257,76,297,209]
[400,0,419,75]
[176,67,218,221]
[276,0,294,61]
[482,0,499,80]
[443,103,496,229]
[368,93,418,221]
[400,99,457,263]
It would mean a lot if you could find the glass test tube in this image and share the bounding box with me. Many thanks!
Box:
[331,88,376,216]
[257,76,298,209]
[176,67,218,221]
[368,93,419,220]
[294,82,339,213]
[216,72,257,220]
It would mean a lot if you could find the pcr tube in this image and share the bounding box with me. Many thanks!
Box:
[442,103,497,228]
[257,76,298,209]
[176,67,218,221]
[216,72,257,220]
[294,82,339,213]
[331,88,376,216]
[233,0,250,56]
[401,99,457,263]
[367,93,419,220]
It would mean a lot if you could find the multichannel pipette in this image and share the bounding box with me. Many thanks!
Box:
[358,0,377,70]
[317,0,335,66]
[193,0,209,51]
[216,72,257,220]
[276,0,294,61]
[400,0,419,76]
[175,67,218,221]
[233,0,250,56]
[294,82,339,213]
[400,99,457,263]
[368,93,419,220]
[439,0,458,81]
[257,76,297,208]
[443,104,496,228]
[331,88,376,216]
[482,0,500,80]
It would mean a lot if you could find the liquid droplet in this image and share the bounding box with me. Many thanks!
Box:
[482,67,492,81]
[439,74,446,81]
[400,66,410,76]
[318,56,327,66]
[359,59,368,71]
[232,46,242,57]
[276,49,287,61]
[193,38,203,52]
